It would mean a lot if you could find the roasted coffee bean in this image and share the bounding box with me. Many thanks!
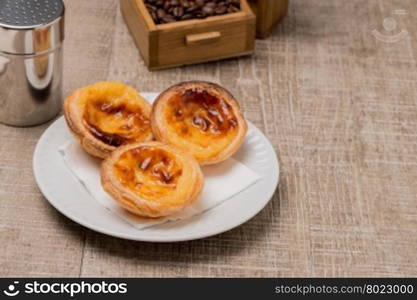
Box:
[226,4,240,13]
[181,0,191,8]
[195,11,206,18]
[156,8,166,19]
[195,0,205,7]
[205,2,216,8]
[173,6,184,18]
[163,1,171,10]
[146,3,156,11]
[162,14,176,23]
[144,0,241,24]
[215,5,227,14]
[186,4,199,13]
[181,13,193,20]
[202,5,214,15]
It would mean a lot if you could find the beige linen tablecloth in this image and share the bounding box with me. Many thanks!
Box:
[0,0,416,277]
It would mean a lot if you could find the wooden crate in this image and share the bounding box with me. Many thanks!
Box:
[248,0,289,38]
[120,0,256,70]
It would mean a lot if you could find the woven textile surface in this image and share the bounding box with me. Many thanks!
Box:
[0,0,416,277]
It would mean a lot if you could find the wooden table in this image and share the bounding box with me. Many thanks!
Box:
[1,0,416,277]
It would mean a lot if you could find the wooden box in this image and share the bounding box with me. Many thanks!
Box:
[248,0,289,38]
[120,0,256,70]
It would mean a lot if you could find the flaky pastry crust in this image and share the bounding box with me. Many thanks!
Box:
[64,81,153,159]
[101,141,204,218]
[151,81,248,165]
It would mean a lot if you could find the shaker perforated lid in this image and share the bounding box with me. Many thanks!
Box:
[0,0,64,28]
[0,0,65,55]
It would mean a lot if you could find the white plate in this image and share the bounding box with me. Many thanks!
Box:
[33,93,279,242]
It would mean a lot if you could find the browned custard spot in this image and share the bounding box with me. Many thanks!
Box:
[83,99,150,147]
[113,147,183,199]
[167,89,238,137]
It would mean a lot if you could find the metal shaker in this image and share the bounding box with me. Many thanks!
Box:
[0,0,65,127]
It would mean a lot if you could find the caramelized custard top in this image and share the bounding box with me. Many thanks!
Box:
[168,89,238,137]
[113,147,183,199]
[83,98,151,147]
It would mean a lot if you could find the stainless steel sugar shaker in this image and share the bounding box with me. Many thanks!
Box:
[0,0,65,127]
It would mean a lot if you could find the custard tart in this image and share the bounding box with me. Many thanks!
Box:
[101,142,204,218]
[151,81,248,165]
[64,81,153,159]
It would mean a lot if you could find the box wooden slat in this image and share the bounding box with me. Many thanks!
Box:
[249,0,289,38]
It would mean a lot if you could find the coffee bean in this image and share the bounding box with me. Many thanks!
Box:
[205,2,216,8]
[227,6,239,13]
[156,8,166,19]
[202,5,214,15]
[195,11,206,18]
[144,0,241,24]
[196,0,205,8]
[215,5,227,14]
[173,6,184,18]
[181,13,193,20]
[145,3,156,11]
[181,0,190,8]
[186,4,199,13]
[162,14,176,23]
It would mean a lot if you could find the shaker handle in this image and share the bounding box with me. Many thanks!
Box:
[0,56,10,76]
[186,31,221,46]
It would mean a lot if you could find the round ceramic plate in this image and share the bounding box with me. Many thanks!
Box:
[33,93,279,242]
